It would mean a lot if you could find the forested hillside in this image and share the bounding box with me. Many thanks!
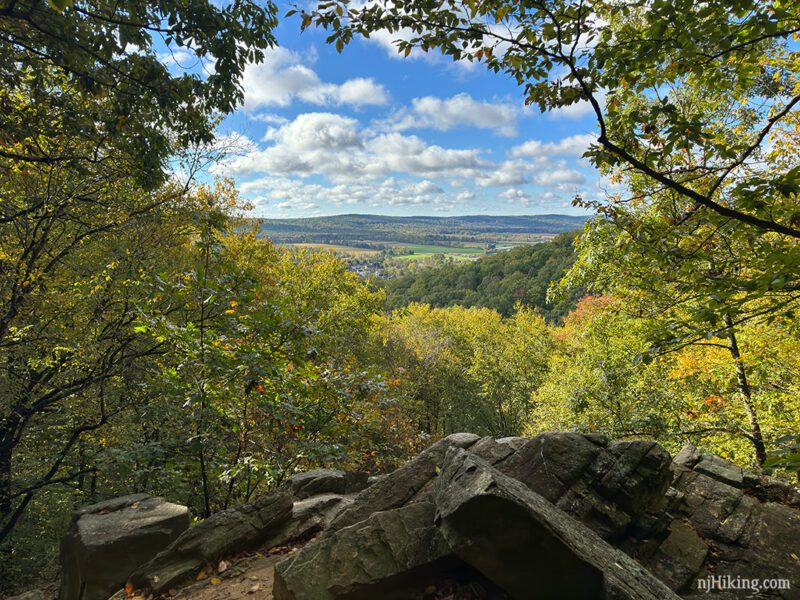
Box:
[3,0,800,595]
[259,214,586,244]
[384,232,580,320]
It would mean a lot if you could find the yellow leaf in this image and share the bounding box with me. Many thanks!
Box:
[404,46,411,57]
[336,4,343,16]
[196,569,207,581]
[211,577,222,585]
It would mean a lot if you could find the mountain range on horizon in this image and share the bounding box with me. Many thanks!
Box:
[257,213,588,244]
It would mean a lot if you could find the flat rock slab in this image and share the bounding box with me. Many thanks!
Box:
[59,494,189,600]
[434,447,681,600]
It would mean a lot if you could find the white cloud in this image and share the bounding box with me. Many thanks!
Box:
[275,200,319,211]
[241,47,389,109]
[534,166,586,186]
[384,94,519,136]
[363,133,487,178]
[241,176,457,214]
[455,190,476,202]
[217,113,488,184]
[250,113,289,125]
[510,134,596,159]
[475,159,532,187]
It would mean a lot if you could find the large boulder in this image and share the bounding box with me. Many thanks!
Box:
[328,432,479,531]
[58,494,188,600]
[472,432,674,541]
[287,469,370,499]
[273,502,456,600]
[434,447,681,600]
[128,490,292,593]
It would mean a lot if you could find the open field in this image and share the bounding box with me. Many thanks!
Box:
[393,244,485,260]
[289,243,382,257]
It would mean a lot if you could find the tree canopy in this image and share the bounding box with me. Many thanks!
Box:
[1,0,277,185]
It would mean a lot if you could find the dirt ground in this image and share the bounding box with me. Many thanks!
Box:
[175,554,283,600]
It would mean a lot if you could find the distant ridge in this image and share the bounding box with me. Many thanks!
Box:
[258,214,587,244]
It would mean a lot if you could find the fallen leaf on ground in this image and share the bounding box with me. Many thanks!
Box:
[211,577,222,585]
[196,569,207,581]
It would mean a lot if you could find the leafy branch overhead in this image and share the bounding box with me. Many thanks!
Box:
[299,0,800,238]
[1,0,278,184]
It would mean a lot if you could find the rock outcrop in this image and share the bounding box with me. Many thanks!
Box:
[274,502,455,600]
[434,447,680,600]
[287,468,369,499]
[128,491,292,593]
[274,434,800,599]
[58,494,188,600]
[72,433,800,600]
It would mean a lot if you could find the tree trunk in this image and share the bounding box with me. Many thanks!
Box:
[723,315,767,466]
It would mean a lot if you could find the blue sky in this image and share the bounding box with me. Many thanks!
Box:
[184,13,605,218]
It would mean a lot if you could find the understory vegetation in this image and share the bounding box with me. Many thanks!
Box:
[2,0,800,593]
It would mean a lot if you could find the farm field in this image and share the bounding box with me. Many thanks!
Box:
[393,244,485,260]
[290,243,382,257]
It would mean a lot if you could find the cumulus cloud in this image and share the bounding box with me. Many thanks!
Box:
[534,166,586,186]
[510,134,596,159]
[241,47,389,109]
[384,94,519,136]
[475,159,533,187]
[218,113,487,182]
[241,176,458,215]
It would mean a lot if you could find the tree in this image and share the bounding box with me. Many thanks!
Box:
[1,1,278,582]
[553,83,800,463]
[1,0,277,184]
[304,0,799,236]
[383,232,580,320]
[373,303,552,436]
[299,0,800,463]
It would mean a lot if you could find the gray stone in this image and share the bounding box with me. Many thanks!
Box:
[494,432,603,502]
[328,432,479,531]
[670,455,800,597]
[59,494,188,600]
[434,447,681,600]
[593,441,673,516]
[263,494,351,549]
[469,436,516,464]
[494,436,529,450]
[128,491,292,593]
[646,519,708,591]
[273,502,453,600]
[288,469,347,498]
[693,454,744,488]
[673,445,702,469]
